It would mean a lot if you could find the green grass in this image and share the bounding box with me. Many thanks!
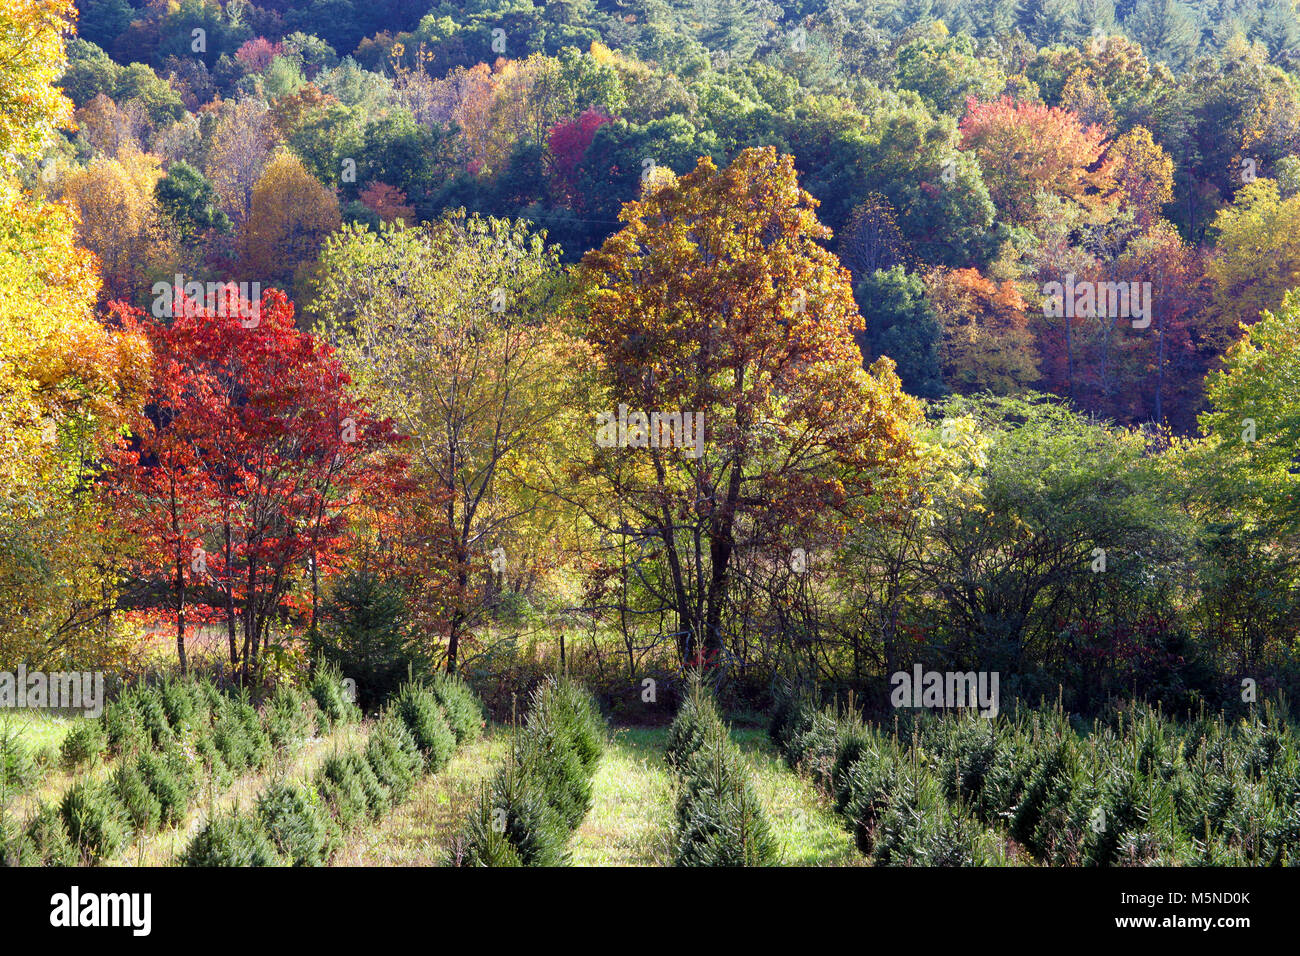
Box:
[0,711,77,755]
[729,728,865,867]
[333,729,508,866]
[569,727,676,866]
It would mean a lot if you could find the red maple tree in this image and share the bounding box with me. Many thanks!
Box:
[111,285,404,677]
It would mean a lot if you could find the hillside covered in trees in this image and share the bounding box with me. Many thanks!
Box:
[7,0,1300,767]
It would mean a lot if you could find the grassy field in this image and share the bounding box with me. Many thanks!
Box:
[334,730,508,866]
[569,727,676,865]
[730,728,864,867]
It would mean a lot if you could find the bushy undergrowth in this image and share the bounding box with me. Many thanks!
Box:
[773,692,1300,867]
[451,677,605,867]
[669,675,778,867]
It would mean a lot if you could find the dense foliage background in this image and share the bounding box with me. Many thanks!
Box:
[7,0,1300,719]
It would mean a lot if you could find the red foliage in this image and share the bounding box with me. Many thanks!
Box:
[235,37,282,74]
[110,284,405,676]
[546,108,612,206]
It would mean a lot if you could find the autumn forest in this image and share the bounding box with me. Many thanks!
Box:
[5,0,1300,874]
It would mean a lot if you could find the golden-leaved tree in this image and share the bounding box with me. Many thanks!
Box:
[573,147,923,662]
[243,150,341,292]
[0,0,151,666]
[49,150,175,306]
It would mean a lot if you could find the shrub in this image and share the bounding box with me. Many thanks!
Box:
[193,726,234,789]
[450,677,605,867]
[111,757,163,832]
[255,782,341,866]
[59,719,107,771]
[12,803,78,866]
[102,696,150,757]
[669,678,778,866]
[158,677,199,731]
[318,750,389,825]
[454,765,567,867]
[393,682,456,771]
[365,712,423,803]
[267,683,319,753]
[180,810,283,866]
[549,679,604,776]
[129,685,177,749]
[191,678,224,723]
[429,672,484,744]
[310,663,360,731]
[517,679,604,831]
[138,747,199,825]
[674,737,778,867]
[666,683,725,772]
[0,724,37,794]
[211,692,271,774]
[60,782,127,863]
[315,569,420,708]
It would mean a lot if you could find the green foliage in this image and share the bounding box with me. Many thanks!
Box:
[854,266,945,399]
[428,673,484,745]
[137,747,199,825]
[309,662,361,731]
[456,763,569,867]
[60,782,127,864]
[155,160,230,244]
[313,570,414,709]
[453,678,606,867]
[393,681,456,771]
[180,811,284,867]
[211,692,272,775]
[158,676,201,732]
[315,751,373,830]
[775,695,1300,866]
[267,683,319,753]
[0,724,37,794]
[255,782,341,866]
[8,803,78,867]
[364,711,424,804]
[668,677,779,866]
[102,695,150,758]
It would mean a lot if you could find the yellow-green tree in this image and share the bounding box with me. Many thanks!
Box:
[313,214,571,673]
[1207,178,1300,342]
